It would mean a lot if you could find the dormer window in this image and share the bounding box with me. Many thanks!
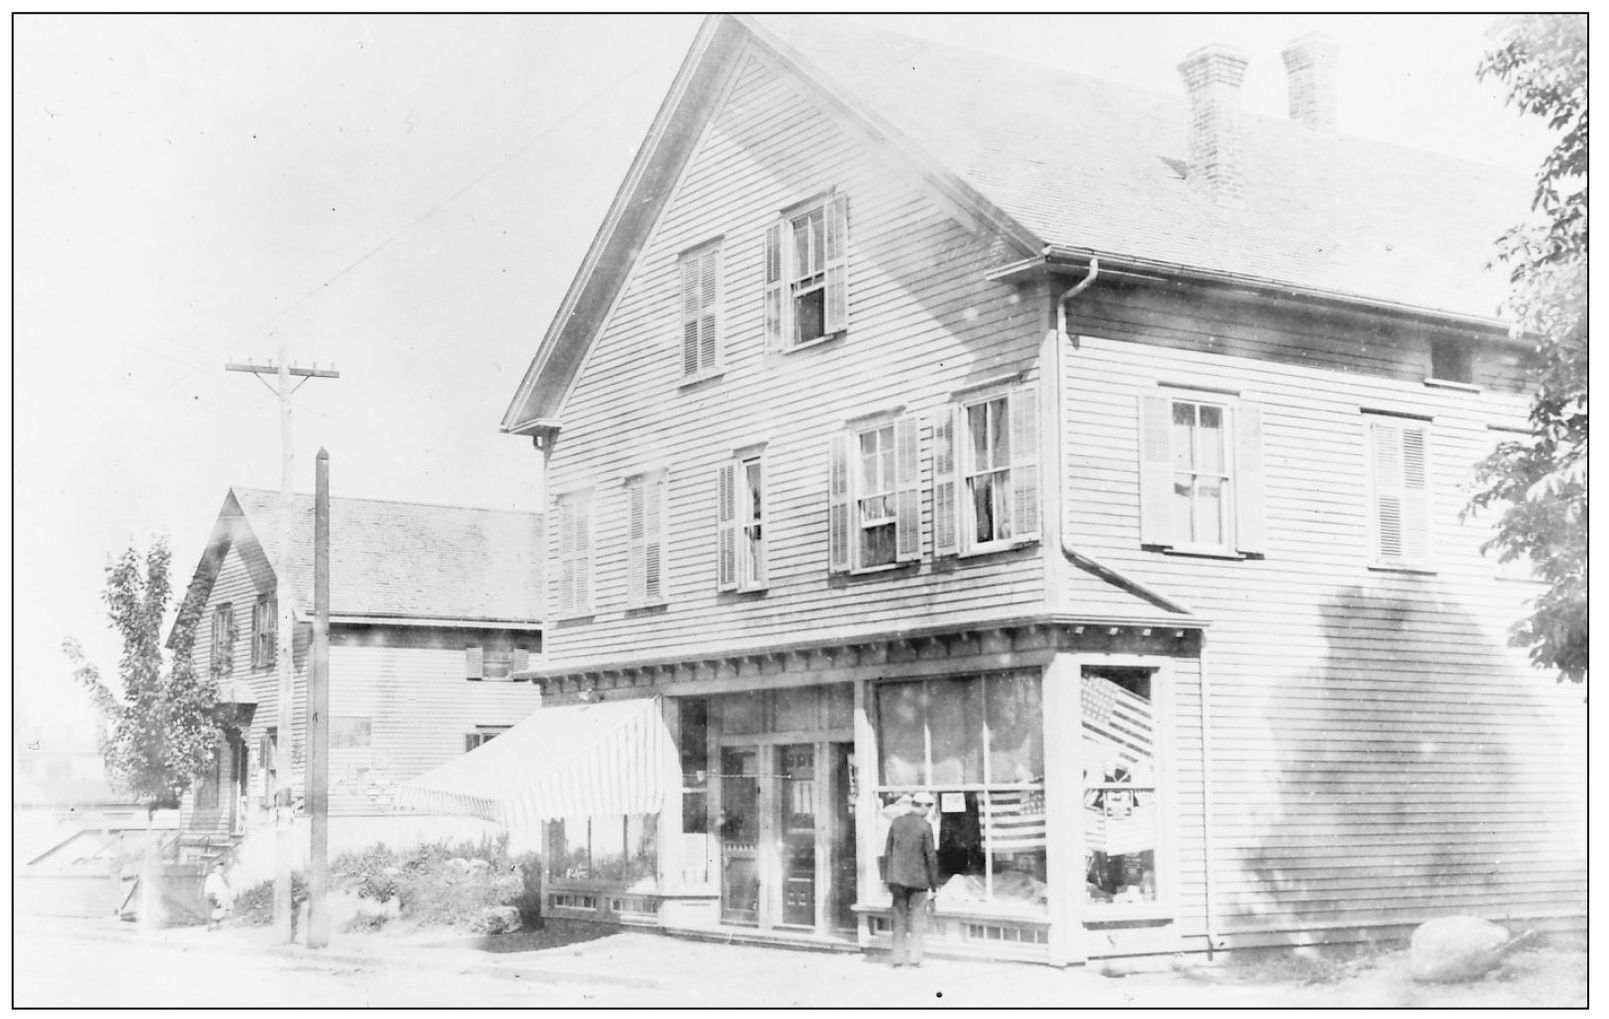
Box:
[764,193,850,351]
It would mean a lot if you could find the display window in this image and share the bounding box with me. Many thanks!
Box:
[874,672,1047,916]
[1081,666,1160,911]
[547,814,658,887]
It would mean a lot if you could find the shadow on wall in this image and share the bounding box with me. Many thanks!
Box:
[1221,582,1586,943]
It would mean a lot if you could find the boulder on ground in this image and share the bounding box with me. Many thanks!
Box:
[1410,916,1511,983]
[445,857,472,875]
[472,905,523,935]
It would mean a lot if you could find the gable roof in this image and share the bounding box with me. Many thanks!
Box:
[750,15,1526,322]
[502,14,1527,432]
[173,489,543,642]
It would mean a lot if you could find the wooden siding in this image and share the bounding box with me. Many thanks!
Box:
[184,542,541,827]
[543,44,1046,666]
[1057,291,1587,937]
[324,636,540,815]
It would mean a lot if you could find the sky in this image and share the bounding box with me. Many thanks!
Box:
[13,13,1552,736]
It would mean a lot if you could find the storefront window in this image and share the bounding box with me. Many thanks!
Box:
[1082,666,1159,910]
[874,672,1047,916]
[680,698,709,835]
[547,814,658,886]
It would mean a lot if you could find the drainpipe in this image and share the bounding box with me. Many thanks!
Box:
[1198,631,1218,959]
[1052,255,1219,958]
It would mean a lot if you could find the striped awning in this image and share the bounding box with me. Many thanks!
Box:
[395,697,677,827]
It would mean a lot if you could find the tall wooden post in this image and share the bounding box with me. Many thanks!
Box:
[223,352,340,945]
[307,448,331,948]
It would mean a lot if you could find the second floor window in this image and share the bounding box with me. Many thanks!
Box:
[1138,391,1266,556]
[466,645,530,681]
[679,244,721,378]
[251,594,276,670]
[829,416,920,572]
[717,455,766,592]
[625,472,669,607]
[935,383,1041,555]
[211,603,235,678]
[1367,416,1433,569]
[764,193,849,350]
[554,489,595,618]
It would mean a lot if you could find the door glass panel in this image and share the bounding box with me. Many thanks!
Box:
[829,742,857,930]
[777,744,816,927]
[720,747,760,923]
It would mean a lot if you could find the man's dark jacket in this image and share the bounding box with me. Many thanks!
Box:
[884,811,939,890]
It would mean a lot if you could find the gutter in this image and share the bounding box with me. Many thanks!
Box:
[993,247,1514,337]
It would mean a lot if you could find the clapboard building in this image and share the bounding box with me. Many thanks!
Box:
[412,15,1585,964]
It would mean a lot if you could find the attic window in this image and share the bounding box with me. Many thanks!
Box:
[1428,338,1475,386]
[764,194,850,350]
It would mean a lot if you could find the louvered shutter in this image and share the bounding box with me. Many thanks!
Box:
[894,415,921,561]
[464,733,478,754]
[824,194,850,335]
[1401,426,1431,564]
[1234,403,1267,556]
[763,221,790,351]
[700,250,719,373]
[511,648,530,675]
[716,462,738,591]
[1138,394,1176,547]
[626,481,646,607]
[933,405,960,556]
[1370,420,1406,561]
[574,492,592,612]
[680,255,701,377]
[828,433,853,572]
[465,645,484,680]
[554,496,574,616]
[1009,383,1041,541]
[645,476,665,602]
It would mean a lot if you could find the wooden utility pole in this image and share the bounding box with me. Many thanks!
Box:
[226,351,339,944]
[307,448,331,949]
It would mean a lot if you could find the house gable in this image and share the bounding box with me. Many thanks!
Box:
[501,14,1041,437]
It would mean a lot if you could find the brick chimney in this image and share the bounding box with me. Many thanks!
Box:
[1281,33,1338,131]
[1177,44,1250,205]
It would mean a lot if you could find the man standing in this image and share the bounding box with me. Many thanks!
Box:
[884,791,939,967]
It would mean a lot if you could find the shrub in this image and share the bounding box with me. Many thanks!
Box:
[329,834,541,932]
[231,872,307,927]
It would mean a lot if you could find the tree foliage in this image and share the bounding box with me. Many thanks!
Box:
[62,538,222,811]
[1465,13,1587,683]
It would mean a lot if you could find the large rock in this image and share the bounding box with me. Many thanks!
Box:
[471,905,523,935]
[1409,916,1511,983]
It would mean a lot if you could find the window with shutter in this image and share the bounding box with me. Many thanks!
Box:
[211,604,235,678]
[679,244,721,379]
[834,414,922,572]
[718,455,767,593]
[950,383,1040,553]
[554,490,595,617]
[465,726,512,753]
[251,594,277,670]
[625,473,668,608]
[1367,417,1434,569]
[766,193,850,351]
[1137,391,1266,557]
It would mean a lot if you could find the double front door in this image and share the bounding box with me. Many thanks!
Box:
[719,741,855,933]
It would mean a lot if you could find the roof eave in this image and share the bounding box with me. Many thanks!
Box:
[500,15,733,434]
[994,247,1513,336]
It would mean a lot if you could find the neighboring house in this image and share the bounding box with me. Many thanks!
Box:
[486,15,1584,964]
[173,488,543,856]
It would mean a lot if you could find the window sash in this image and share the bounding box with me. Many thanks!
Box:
[1169,399,1233,550]
[738,458,765,590]
[963,397,1013,546]
[211,605,234,677]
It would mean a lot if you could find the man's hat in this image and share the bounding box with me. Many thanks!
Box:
[912,791,936,806]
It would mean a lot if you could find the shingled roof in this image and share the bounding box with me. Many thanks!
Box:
[503,15,1528,434]
[748,14,1526,322]
[181,489,543,632]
